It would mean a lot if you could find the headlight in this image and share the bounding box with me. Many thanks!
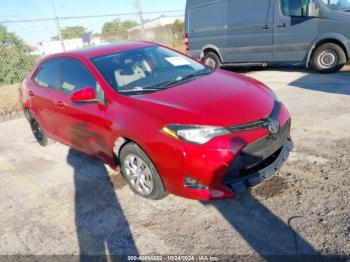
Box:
[162,125,229,144]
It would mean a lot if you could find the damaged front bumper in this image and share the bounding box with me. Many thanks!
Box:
[226,139,294,195]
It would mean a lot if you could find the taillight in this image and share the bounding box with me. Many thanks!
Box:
[184,32,189,51]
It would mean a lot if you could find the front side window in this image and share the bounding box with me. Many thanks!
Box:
[61,58,97,94]
[320,0,350,10]
[34,59,61,89]
[91,45,212,96]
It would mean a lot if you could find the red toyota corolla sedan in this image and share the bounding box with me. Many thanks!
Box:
[19,42,293,200]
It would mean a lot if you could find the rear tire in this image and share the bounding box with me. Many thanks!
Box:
[27,111,53,147]
[29,114,49,147]
[120,142,167,200]
[203,52,222,69]
[311,43,346,74]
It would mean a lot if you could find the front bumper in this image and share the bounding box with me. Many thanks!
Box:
[226,138,293,195]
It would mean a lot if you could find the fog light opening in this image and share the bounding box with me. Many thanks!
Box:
[184,176,208,190]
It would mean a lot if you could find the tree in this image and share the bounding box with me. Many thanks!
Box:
[172,19,185,40]
[101,19,138,42]
[52,26,88,40]
[171,19,185,51]
[0,25,38,85]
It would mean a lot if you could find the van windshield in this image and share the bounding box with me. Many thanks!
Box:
[320,0,350,10]
[91,46,212,95]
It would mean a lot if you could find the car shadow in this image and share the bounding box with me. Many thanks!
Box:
[67,149,138,261]
[201,135,319,259]
[203,193,318,259]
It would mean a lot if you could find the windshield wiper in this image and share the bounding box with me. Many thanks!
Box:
[155,70,213,89]
[118,88,160,94]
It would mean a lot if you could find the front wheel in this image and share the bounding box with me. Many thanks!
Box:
[120,142,167,200]
[311,43,347,74]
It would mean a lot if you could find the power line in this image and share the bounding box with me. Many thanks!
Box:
[0,10,184,24]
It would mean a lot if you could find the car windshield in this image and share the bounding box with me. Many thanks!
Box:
[90,45,212,95]
[320,0,350,10]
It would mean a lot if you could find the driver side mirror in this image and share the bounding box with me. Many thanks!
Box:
[70,87,97,103]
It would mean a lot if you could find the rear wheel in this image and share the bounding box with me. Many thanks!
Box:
[120,142,167,200]
[311,43,346,74]
[203,52,222,69]
[29,115,49,147]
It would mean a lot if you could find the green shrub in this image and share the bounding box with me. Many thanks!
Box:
[0,25,39,86]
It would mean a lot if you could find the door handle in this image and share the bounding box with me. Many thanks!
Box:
[277,22,287,28]
[55,101,66,108]
[262,25,270,30]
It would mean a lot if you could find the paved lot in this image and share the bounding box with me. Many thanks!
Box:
[0,67,349,258]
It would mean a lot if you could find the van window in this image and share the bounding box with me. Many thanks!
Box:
[61,58,97,94]
[320,0,350,10]
[189,0,227,31]
[34,59,61,89]
[281,0,304,16]
[228,0,271,25]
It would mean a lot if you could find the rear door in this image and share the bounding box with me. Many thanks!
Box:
[55,58,111,159]
[273,0,319,62]
[226,0,274,62]
[30,58,62,139]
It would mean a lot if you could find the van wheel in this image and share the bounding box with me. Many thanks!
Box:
[120,142,168,200]
[203,52,222,69]
[311,43,346,74]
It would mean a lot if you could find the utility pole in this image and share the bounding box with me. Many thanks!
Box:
[51,0,65,51]
[133,0,145,38]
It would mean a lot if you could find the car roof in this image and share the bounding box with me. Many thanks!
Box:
[46,41,156,60]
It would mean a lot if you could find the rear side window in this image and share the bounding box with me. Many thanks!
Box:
[281,0,304,16]
[34,59,61,89]
[228,0,271,25]
[61,58,97,94]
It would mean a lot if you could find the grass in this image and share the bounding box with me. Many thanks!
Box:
[0,84,22,117]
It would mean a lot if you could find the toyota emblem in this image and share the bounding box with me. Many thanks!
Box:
[267,119,280,134]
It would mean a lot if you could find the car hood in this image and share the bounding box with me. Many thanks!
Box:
[132,70,275,127]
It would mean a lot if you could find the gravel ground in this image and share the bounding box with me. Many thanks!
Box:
[0,68,349,259]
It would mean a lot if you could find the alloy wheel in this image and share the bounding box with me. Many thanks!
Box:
[123,154,154,196]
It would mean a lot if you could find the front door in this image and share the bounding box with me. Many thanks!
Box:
[273,0,320,62]
[55,58,111,160]
[226,0,274,63]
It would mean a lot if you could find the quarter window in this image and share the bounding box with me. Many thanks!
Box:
[34,59,61,89]
[61,58,97,94]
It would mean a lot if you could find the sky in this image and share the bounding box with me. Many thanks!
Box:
[0,0,186,46]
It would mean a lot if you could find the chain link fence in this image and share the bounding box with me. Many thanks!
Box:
[0,11,185,88]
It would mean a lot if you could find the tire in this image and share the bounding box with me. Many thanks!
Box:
[28,113,50,147]
[311,43,347,74]
[203,52,222,69]
[120,142,167,200]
